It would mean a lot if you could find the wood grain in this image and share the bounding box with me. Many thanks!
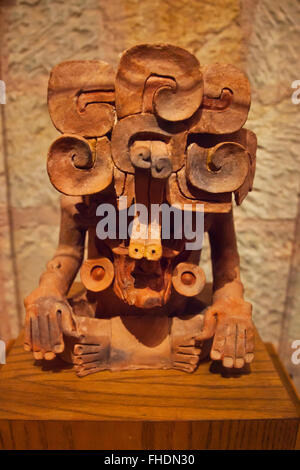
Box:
[0,327,298,449]
[265,342,300,450]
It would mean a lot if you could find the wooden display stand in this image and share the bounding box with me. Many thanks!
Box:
[0,329,299,450]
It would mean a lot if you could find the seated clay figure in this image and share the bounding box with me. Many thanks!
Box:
[24,44,256,377]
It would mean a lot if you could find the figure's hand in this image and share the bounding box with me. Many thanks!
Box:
[24,290,77,360]
[196,296,254,368]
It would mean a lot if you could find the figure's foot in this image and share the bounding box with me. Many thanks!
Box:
[62,315,111,377]
[171,313,207,373]
[171,335,201,373]
[73,343,109,377]
[60,312,209,376]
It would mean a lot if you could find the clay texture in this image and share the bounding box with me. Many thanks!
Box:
[23,44,257,377]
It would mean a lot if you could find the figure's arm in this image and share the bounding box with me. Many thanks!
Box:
[197,210,254,368]
[210,210,243,300]
[24,195,86,359]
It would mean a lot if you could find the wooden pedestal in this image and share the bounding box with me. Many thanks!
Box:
[0,330,299,450]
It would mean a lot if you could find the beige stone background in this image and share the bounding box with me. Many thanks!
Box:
[0,0,300,390]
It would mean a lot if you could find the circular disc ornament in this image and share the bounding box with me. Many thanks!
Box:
[80,257,114,292]
[172,262,206,297]
[47,134,113,196]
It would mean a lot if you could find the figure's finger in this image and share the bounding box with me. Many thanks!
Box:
[74,361,101,372]
[245,326,255,363]
[73,352,103,365]
[173,353,199,366]
[210,322,228,360]
[222,323,236,368]
[24,314,33,351]
[177,345,201,355]
[31,314,43,360]
[74,344,102,355]
[49,310,64,354]
[24,305,38,351]
[38,313,51,354]
[196,306,218,341]
[174,362,196,373]
[235,322,246,368]
[44,351,56,360]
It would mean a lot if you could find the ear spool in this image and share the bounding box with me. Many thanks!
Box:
[80,257,114,292]
[47,134,113,196]
[172,262,206,297]
[183,128,256,206]
[186,141,250,194]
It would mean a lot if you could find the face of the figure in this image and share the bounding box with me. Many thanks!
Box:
[46,44,256,308]
[113,252,173,309]
[111,138,172,308]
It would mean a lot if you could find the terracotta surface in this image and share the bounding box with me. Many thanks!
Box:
[21,44,259,378]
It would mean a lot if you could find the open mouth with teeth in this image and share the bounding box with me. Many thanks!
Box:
[132,258,167,290]
[113,253,173,309]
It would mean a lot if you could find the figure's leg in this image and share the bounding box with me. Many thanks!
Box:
[61,313,172,376]
[73,343,109,377]
[60,301,211,377]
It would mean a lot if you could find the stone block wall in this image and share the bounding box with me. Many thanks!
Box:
[0,0,299,389]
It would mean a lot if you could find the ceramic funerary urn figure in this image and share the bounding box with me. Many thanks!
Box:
[24,44,257,377]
